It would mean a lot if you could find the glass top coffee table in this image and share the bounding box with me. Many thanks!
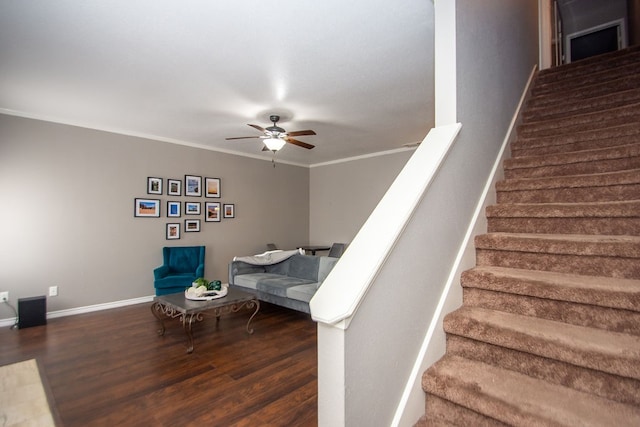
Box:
[151,287,260,354]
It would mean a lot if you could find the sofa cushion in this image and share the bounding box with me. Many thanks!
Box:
[318,256,339,282]
[257,276,315,297]
[234,273,283,290]
[286,283,319,302]
[285,255,320,281]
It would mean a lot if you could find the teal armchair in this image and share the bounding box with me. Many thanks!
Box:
[154,246,205,296]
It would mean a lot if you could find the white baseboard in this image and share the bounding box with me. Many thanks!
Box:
[0,295,155,328]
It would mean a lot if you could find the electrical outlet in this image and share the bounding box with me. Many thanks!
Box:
[49,286,58,297]
[0,291,8,302]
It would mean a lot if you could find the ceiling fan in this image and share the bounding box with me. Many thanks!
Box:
[226,115,316,152]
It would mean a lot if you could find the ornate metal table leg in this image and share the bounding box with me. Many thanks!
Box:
[245,299,260,334]
[150,302,166,336]
[182,312,203,354]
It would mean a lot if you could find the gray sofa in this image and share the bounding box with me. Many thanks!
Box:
[228,253,339,314]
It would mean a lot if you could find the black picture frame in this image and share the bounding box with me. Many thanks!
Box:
[223,203,235,218]
[134,198,160,217]
[205,202,221,222]
[184,219,200,232]
[167,201,181,217]
[167,179,181,196]
[205,177,221,198]
[185,202,201,215]
[166,223,180,240]
[185,175,202,197]
[147,177,162,195]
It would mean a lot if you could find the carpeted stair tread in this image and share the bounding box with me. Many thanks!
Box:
[443,306,640,379]
[413,414,461,427]
[506,142,640,168]
[487,200,640,219]
[475,233,640,278]
[423,395,509,426]
[461,266,640,312]
[462,285,640,336]
[517,103,640,138]
[512,122,640,152]
[486,200,640,235]
[475,232,640,257]
[511,133,640,158]
[533,60,640,96]
[497,183,640,204]
[497,169,640,192]
[446,335,640,405]
[535,45,640,85]
[503,142,640,179]
[535,54,640,85]
[423,355,640,426]
[528,72,640,108]
[524,87,640,123]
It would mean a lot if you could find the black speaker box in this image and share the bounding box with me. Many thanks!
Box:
[18,296,47,329]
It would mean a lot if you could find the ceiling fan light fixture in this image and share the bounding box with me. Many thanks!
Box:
[264,137,286,151]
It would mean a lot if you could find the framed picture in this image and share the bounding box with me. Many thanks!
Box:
[205,177,221,198]
[167,179,181,196]
[134,198,160,217]
[147,177,162,195]
[185,175,202,197]
[167,201,181,217]
[166,223,180,240]
[223,203,235,218]
[184,219,201,232]
[205,202,221,222]
[185,202,201,215]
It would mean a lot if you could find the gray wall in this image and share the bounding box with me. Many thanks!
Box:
[0,114,309,313]
[309,150,414,247]
[339,0,539,424]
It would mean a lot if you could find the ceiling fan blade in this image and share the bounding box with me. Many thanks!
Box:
[287,129,316,137]
[247,124,266,132]
[285,137,315,149]
[225,136,262,140]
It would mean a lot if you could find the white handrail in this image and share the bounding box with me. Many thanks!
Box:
[310,123,461,327]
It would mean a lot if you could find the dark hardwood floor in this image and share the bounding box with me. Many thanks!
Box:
[0,301,318,426]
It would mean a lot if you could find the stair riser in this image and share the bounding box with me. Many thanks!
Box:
[446,335,640,406]
[476,249,640,279]
[424,394,507,427]
[504,156,640,179]
[487,217,640,236]
[524,89,640,123]
[511,135,639,157]
[517,108,640,138]
[497,184,640,204]
[463,287,640,336]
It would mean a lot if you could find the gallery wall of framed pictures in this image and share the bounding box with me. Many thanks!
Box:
[134,175,236,240]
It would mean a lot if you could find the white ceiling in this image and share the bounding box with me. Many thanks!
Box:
[0,1,435,166]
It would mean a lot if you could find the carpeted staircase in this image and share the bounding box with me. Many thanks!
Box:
[416,46,640,426]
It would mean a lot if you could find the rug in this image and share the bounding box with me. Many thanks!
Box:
[0,359,57,426]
